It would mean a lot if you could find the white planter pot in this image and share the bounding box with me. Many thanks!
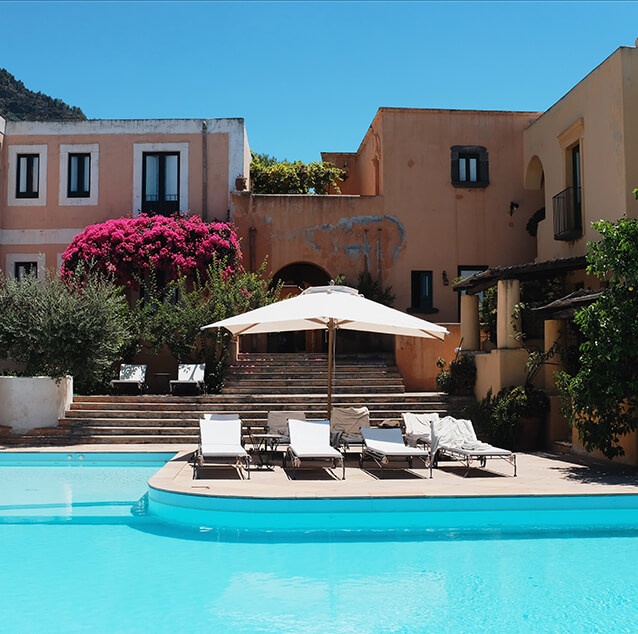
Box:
[0,376,73,434]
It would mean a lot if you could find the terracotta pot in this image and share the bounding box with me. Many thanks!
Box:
[517,415,545,451]
[235,176,247,191]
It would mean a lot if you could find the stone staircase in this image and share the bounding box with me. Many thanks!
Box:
[15,353,473,445]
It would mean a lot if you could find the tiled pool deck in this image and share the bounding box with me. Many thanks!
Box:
[3,443,638,499]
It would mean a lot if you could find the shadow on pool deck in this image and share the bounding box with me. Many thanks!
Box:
[537,452,638,487]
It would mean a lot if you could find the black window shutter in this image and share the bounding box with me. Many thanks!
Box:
[411,271,420,308]
[479,151,489,185]
[450,150,460,183]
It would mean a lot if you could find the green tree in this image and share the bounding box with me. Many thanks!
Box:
[136,258,281,392]
[557,215,638,458]
[250,151,345,195]
[0,269,135,393]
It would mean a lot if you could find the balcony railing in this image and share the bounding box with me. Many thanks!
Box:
[553,186,582,241]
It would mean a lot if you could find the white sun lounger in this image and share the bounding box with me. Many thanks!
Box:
[194,415,251,479]
[330,406,370,449]
[284,419,345,480]
[430,416,516,477]
[170,363,206,395]
[360,427,431,478]
[402,412,440,447]
[110,364,147,395]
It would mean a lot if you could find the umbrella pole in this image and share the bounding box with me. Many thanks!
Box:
[327,323,334,419]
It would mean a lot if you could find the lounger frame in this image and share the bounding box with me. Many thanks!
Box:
[193,415,251,480]
[360,428,431,478]
[284,419,345,480]
[170,363,206,395]
[433,445,517,477]
[110,364,147,395]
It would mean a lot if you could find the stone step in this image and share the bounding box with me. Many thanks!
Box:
[222,377,403,386]
[63,434,198,444]
[234,353,392,361]
[72,392,444,404]
[224,383,405,394]
[224,368,403,383]
[67,402,446,415]
[62,409,444,427]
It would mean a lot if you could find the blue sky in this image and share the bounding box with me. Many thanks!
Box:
[2,1,638,162]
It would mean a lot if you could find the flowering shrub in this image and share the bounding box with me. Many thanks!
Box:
[61,214,241,287]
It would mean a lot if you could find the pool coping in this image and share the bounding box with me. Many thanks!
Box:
[3,444,638,500]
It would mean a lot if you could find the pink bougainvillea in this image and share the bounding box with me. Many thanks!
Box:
[61,214,242,287]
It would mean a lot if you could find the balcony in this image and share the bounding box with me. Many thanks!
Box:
[552,186,582,241]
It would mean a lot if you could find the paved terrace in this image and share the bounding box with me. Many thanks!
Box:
[3,444,638,498]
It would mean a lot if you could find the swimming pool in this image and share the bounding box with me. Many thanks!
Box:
[2,453,638,633]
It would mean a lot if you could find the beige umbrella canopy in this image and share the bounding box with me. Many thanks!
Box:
[202,285,448,416]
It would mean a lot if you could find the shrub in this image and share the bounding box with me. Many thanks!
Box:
[61,214,241,288]
[135,258,281,393]
[467,385,549,449]
[435,354,476,394]
[250,151,345,195]
[0,269,135,393]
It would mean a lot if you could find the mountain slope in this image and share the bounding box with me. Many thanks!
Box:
[0,68,87,121]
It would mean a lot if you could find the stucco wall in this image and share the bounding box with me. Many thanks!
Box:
[0,376,72,433]
[524,47,638,261]
[0,119,246,276]
[473,348,529,401]
[395,323,460,391]
[231,192,388,282]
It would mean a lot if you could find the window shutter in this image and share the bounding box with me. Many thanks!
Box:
[411,271,420,308]
[479,151,489,185]
[450,150,460,183]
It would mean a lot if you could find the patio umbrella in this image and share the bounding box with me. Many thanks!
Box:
[202,285,448,416]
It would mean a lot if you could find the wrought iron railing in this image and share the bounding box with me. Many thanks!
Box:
[552,186,582,241]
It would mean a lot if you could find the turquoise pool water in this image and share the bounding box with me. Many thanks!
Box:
[1,454,638,633]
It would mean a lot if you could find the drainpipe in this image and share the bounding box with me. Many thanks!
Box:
[249,226,257,272]
[377,228,382,284]
[201,120,208,221]
[364,229,369,272]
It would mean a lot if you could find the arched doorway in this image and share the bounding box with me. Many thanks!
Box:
[272,262,331,290]
[268,262,332,353]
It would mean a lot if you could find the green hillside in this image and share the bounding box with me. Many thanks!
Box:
[0,68,87,121]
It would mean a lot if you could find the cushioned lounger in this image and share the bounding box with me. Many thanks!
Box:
[284,419,345,480]
[430,416,516,477]
[360,427,430,478]
[195,416,251,479]
[170,363,206,395]
[110,364,147,395]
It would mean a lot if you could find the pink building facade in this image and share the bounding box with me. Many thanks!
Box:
[0,117,250,281]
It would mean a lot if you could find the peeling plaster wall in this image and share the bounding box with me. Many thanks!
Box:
[233,109,542,321]
[232,193,387,282]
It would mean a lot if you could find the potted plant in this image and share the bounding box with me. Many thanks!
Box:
[235,175,247,191]
[435,353,476,395]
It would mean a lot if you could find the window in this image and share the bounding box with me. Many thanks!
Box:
[14,261,38,281]
[553,143,583,241]
[411,270,433,312]
[451,145,489,188]
[59,144,98,206]
[16,154,39,198]
[142,152,179,215]
[67,153,91,197]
